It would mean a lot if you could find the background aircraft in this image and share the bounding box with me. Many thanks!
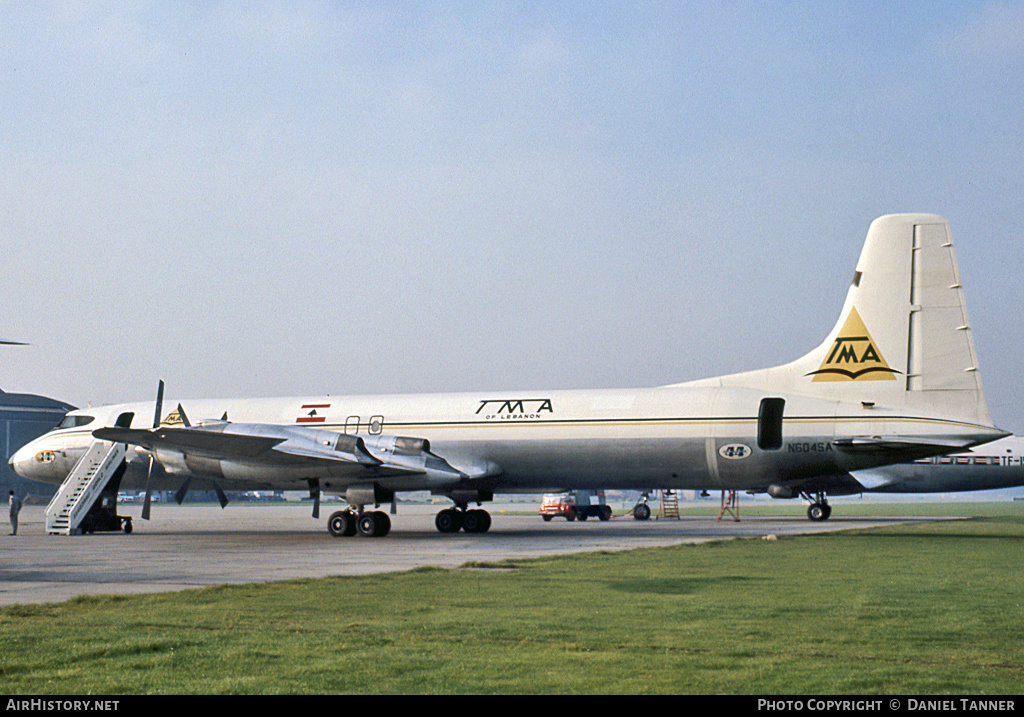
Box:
[10,214,1009,537]
[766,435,1024,519]
[858,435,1024,494]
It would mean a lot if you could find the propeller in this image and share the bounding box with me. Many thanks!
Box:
[163,394,230,510]
[173,474,229,508]
[141,380,164,520]
[144,380,230,515]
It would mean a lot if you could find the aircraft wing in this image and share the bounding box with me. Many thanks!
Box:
[94,426,286,458]
[92,422,469,481]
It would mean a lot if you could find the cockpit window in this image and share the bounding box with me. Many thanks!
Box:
[56,415,95,430]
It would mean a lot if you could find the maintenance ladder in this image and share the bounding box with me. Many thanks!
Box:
[716,490,740,522]
[659,490,679,519]
[45,441,127,535]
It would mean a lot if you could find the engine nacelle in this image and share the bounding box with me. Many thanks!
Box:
[767,484,797,500]
[345,484,395,507]
[435,488,494,505]
[362,434,430,457]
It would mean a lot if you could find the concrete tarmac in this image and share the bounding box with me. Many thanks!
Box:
[0,502,935,606]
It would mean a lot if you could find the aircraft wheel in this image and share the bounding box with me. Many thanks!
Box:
[370,510,391,537]
[435,508,464,533]
[807,503,828,521]
[328,510,357,537]
[463,509,491,534]
[357,511,391,537]
[632,503,651,521]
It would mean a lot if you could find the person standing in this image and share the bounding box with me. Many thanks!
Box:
[9,490,23,535]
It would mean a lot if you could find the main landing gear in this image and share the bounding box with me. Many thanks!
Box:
[803,492,832,521]
[327,508,392,538]
[435,506,492,534]
[326,504,494,537]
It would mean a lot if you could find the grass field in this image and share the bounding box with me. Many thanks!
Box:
[1,502,1021,694]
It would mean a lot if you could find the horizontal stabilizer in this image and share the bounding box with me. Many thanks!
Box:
[831,434,1003,456]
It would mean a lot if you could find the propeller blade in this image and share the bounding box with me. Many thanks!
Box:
[142,381,164,520]
[174,476,193,505]
[213,482,229,510]
[308,479,320,519]
[153,380,164,428]
[142,455,155,520]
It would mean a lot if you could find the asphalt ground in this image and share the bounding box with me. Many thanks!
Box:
[0,502,936,606]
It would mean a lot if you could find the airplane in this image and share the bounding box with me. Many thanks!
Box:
[762,435,1024,518]
[9,214,1011,537]
[853,435,1024,497]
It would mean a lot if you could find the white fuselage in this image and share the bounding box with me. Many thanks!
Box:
[10,381,1006,497]
[8,215,1013,513]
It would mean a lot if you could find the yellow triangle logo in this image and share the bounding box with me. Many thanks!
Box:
[160,405,188,425]
[808,307,898,382]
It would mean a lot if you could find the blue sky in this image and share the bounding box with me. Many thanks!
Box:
[2,2,1022,433]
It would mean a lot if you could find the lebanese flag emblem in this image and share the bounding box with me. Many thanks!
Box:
[297,404,330,424]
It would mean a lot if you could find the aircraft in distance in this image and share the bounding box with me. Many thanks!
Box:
[765,435,1024,518]
[854,435,1024,497]
[10,214,1010,536]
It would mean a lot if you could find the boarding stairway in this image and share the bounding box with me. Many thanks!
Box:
[45,441,128,535]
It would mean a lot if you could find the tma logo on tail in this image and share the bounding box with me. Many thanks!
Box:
[808,307,899,382]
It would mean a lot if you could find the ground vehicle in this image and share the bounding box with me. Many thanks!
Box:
[540,491,612,522]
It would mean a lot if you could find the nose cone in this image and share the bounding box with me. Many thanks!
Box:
[9,439,54,481]
[9,442,31,475]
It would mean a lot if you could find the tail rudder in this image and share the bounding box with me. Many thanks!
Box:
[780,214,995,426]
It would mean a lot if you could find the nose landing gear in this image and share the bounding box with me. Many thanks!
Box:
[803,492,832,521]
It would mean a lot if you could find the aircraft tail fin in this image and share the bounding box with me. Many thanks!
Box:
[778,213,995,426]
